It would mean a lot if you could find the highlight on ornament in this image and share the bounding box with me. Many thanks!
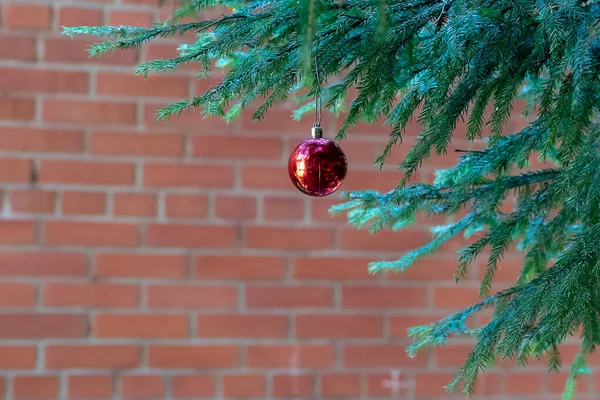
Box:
[288,124,347,197]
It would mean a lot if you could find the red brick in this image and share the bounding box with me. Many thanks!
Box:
[244,226,334,250]
[62,191,106,215]
[472,373,504,396]
[549,372,589,394]
[433,286,480,309]
[335,115,412,136]
[95,253,187,279]
[195,255,284,280]
[14,376,59,399]
[44,37,136,65]
[247,345,334,368]
[296,315,382,338]
[0,252,86,277]
[413,373,455,397]
[93,314,189,338]
[0,97,35,121]
[0,379,9,398]
[97,73,188,98]
[147,285,237,309]
[143,163,234,188]
[342,286,427,308]
[91,132,184,157]
[172,375,215,398]
[68,375,113,399]
[43,221,138,247]
[215,195,257,220]
[197,314,287,338]
[165,194,209,218]
[39,160,135,185]
[0,314,86,338]
[0,346,36,369]
[145,224,236,248]
[242,165,294,190]
[0,283,35,307]
[123,0,161,4]
[0,35,36,61]
[292,257,375,280]
[1,4,51,30]
[192,135,282,159]
[344,345,427,367]
[120,376,165,399]
[43,99,137,125]
[43,283,139,308]
[339,228,430,251]
[505,373,543,394]
[10,190,55,214]
[263,196,305,221]
[46,345,140,369]
[148,345,238,368]
[434,345,472,367]
[321,374,361,397]
[240,108,306,134]
[108,10,154,27]
[0,67,88,93]
[0,220,36,244]
[190,5,230,18]
[0,127,83,153]
[246,286,333,308]
[343,169,405,192]
[272,375,315,398]
[223,375,265,398]
[311,196,348,222]
[389,314,444,338]
[59,7,103,27]
[0,158,31,182]
[113,193,157,217]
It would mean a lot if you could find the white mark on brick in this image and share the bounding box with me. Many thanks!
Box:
[382,369,413,398]
[290,344,300,399]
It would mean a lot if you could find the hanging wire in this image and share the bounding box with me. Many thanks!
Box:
[313,43,323,127]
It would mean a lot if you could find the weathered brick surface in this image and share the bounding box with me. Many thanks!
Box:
[0,1,578,399]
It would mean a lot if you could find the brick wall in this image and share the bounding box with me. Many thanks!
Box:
[0,0,595,399]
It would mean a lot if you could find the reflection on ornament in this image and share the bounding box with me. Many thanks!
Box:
[295,160,306,178]
[288,126,347,197]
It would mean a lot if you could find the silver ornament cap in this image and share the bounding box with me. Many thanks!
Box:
[311,124,323,138]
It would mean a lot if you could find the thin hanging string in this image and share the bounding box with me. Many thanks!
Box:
[313,45,323,127]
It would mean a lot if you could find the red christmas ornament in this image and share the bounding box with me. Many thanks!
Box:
[288,125,348,197]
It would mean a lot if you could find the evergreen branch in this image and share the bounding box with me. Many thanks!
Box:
[562,337,591,400]
[64,17,246,58]
[413,223,600,396]
[64,0,600,397]
[408,284,522,356]
[369,213,474,274]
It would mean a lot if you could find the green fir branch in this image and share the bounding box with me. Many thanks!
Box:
[63,0,600,397]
